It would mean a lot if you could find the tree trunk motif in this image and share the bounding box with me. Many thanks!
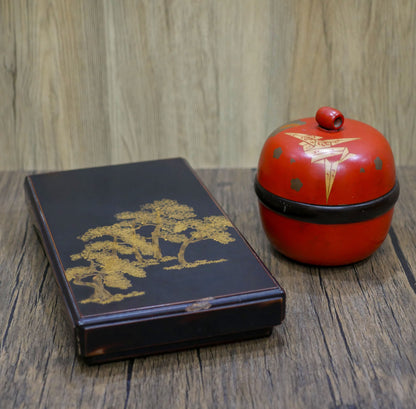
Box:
[151,225,162,260]
[177,237,193,265]
[73,274,114,304]
[133,248,144,263]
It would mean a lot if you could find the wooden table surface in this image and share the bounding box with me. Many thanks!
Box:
[1,167,415,409]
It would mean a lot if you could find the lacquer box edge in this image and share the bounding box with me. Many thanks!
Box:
[24,175,81,328]
[24,159,285,364]
[78,289,285,364]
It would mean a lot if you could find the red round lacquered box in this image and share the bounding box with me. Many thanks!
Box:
[255,107,400,266]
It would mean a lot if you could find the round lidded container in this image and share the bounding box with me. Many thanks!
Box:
[254,107,400,266]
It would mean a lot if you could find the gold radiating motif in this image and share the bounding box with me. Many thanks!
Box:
[66,199,235,305]
[285,133,359,202]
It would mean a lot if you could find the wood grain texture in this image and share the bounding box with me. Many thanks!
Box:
[0,0,415,170]
[0,167,415,408]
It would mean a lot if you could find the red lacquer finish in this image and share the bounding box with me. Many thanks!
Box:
[255,107,399,266]
[315,106,344,130]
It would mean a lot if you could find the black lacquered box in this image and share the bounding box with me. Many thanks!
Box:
[25,158,285,364]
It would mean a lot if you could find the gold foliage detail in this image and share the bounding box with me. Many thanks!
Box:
[66,199,235,305]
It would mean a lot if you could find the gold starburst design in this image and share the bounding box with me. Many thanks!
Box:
[285,133,359,202]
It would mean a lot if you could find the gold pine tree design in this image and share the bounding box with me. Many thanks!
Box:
[65,199,236,305]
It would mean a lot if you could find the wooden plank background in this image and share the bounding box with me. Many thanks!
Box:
[1,0,415,170]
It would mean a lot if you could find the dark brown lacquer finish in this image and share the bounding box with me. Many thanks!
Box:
[24,158,285,364]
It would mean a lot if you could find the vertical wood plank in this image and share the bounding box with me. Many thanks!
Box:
[104,0,222,165]
[287,0,416,166]
[1,0,110,170]
[0,0,415,169]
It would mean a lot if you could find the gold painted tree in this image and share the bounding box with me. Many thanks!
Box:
[66,239,146,304]
[115,199,197,261]
[65,199,236,304]
[164,215,236,270]
[78,222,154,263]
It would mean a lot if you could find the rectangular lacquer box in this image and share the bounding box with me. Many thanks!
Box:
[25,158,285,364]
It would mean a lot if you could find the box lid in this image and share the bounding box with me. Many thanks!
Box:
[25,158,285,363]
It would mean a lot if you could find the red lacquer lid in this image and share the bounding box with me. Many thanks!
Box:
[257,107,397,206]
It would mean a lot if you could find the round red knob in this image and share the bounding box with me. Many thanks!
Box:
[315,107,344,130]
